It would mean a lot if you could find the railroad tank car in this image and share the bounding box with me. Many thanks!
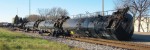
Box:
[38,20,55,33]
[54,7,134,41]
[21,7,133,41]
[24,22,35,31]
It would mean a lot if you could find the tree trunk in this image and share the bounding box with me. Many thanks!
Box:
[138,14,141,32]
[148,17,150,32]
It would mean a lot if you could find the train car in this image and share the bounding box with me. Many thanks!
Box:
[0,22,12,27]
[20,7,133,41]
[53,7,134,41]
[24,22,35,31]
[38,20,55,35]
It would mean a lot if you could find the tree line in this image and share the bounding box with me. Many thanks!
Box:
[13,15,28,25]
[13,7,68,25]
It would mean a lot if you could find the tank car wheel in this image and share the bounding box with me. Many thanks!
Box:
[50,30,54,36]
[64,30,71,37]
[52,30,59,37]
[52,31,56,37]
[55,31,60,37]
[48,32,52,36]
[39,30,43,36]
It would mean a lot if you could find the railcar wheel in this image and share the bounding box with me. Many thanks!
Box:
[63,30,70,37]
[55,31,60,37]
[52,30,60,37]
[39,30,44,36]
[52,31,56,37]
[48,32,52,36]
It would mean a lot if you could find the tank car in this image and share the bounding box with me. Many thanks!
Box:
[24,22,36,32]
[53,7,134,41]
[37,20,55,35]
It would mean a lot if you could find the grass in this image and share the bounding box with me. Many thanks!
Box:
[0,28,72,50]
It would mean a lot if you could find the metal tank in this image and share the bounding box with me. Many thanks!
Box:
[24,22,36,31]
[38,20,55,29]
[38,20,55,33]
[60,7,134,40]
[62,19,79,29]
[25,22,35,29]
[62,17,102,37]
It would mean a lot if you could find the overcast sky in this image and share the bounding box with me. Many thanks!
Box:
[0,0,115,23]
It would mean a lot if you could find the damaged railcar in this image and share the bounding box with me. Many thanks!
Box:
[54,7,134,41]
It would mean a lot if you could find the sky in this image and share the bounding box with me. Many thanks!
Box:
[0,0,116,23]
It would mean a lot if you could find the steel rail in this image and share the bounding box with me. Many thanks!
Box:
[66,37,150,50]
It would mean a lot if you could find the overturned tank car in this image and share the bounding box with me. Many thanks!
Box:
[53,7,134,41]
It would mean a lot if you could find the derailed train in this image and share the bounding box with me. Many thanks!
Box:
[22,7,134,41]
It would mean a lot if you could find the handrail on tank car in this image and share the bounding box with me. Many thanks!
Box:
[70,10,116,19]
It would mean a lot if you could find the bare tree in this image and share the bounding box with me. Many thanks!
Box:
[38,8,50,20]
[48,7,68,20]
[114,0,150,32]
[27,15,40,22]
[38,7,68,20]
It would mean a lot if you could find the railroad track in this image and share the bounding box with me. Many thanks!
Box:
[66,37,150,50]
[11,29,150,50]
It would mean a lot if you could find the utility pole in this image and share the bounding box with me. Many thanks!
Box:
[102,0,104,16]
[29,0,31,16]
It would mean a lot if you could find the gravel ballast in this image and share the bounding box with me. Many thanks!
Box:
[43,36,127,50]
[21,32,127,50]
